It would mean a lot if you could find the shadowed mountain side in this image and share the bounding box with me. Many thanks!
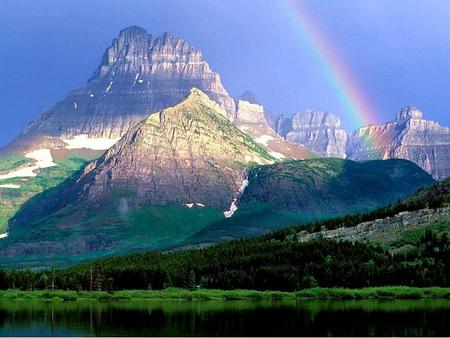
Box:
[189,158,435,244]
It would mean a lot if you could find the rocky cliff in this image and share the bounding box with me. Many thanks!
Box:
[276,110,347,158]
[347,106,450,180]
[5,26,235,152]
[233,94,317,160]
[291,207,450,246]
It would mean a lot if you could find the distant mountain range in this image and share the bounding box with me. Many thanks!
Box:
[0,26,447,267]
[275,107,450,180]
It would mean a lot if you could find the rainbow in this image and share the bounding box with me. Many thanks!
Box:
[279,0,377,129]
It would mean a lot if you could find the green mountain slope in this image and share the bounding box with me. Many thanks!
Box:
[0,151,100,233]
[191,158,435,243]
[32,176,448,291]
[10,177,447,291]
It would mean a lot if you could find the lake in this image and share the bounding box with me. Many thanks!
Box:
[0,298,448,336]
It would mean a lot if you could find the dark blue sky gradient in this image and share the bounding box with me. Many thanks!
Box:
[1,0,450,146]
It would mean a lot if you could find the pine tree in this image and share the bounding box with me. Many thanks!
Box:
[93,261,103,291]
[187,269,196,290]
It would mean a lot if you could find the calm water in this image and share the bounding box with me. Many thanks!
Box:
[0,298,448,336]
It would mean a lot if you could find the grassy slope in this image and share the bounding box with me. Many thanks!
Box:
[365,219,450,252]
[0,154,91,232]
[1,194,224,268]
[1,287,449,301]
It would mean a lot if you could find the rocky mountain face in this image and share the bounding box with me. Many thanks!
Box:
[4,26,235,153]
[233,94,317,160]
[76,88,272,210]
[347,106,450,180]
[275,111,348,158]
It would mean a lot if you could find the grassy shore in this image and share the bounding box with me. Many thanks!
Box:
[0,287,449,302]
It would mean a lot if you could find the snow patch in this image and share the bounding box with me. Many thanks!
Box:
[223,179,249,218]
[255,135,274,146]
[73,102,78,109]
[238,179,249,194]
[62,135,121,150]
[0,233,8,239]
[26,149,57,169]
[89,94,95,98]
[0,149,57,180]
[196,203,205,207]
[269,151,286,159]
[105,81,113,93]
[133,73,140,85]
[185,203,194,208]
[138,79,144,83]
[223,201,237,218]
[0,184,21,189]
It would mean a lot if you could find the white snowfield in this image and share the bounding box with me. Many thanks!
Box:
[255,135,274,146]
[105,81,113,92]
[223,201,238,218]
[0,232,8,239]
[0,149,57,180]
[224,179,249,218]
[0,184,21,189]
[62,135,121,150]
[184,203,206,208]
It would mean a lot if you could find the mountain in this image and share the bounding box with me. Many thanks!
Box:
[0,26,240,234]
[2,26,235,154]
[63,88,273,211]
[233,94,318,160]
[275,111,347,158]
[347,106,450,180]
[189,158,434,243]
[0,89,274,267]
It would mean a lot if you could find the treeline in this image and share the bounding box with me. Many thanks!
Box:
[0,179,448,292]
[0,229,448,292]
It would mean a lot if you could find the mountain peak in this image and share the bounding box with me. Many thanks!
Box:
[279,110,347,158]
[293,110,342,128]
[187,87,212,101]
[15,27,236,142]
[118,25,148,37]
[239,91,259,105]
[395,106,423,122]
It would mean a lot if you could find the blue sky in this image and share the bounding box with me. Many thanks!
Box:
[1,0,450,146]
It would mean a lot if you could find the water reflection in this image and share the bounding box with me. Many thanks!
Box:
[0,298,448,336]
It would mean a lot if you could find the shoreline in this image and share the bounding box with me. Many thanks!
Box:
[0,286,449,302]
